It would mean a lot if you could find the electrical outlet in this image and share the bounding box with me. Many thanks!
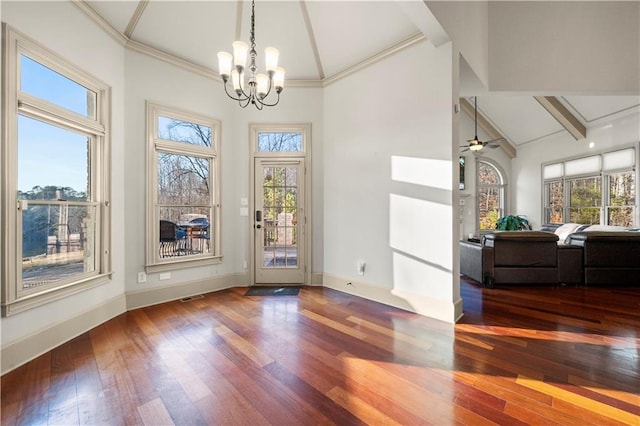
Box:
[159,272,171,280]
[357,260,366,276]
[137,272,147,283]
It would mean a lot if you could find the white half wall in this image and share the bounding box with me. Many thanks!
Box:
[323,39,462,323]
[489,1,640,93]
[426,1,490,90]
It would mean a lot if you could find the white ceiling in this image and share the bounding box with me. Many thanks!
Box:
[82,0,640,148]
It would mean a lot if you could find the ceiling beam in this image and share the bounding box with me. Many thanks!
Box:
[534,96,586,141]
[460,98,516,159]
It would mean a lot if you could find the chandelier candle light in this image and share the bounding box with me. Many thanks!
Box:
[217,0,285,109]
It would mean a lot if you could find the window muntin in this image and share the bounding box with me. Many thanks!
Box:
[477,161,505,231]
[20,55,97,119]
[3,27,111,315]
[257,132,303,152]
[147,104,220,268]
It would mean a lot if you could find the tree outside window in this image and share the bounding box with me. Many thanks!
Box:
[477,161,505,231]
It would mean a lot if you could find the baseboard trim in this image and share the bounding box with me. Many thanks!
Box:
[323,273,460,323]
[1,294,126,375]
[126,272,248,310]
[311,272,323,286]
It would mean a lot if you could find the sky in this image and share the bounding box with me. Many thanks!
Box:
[18,55,94,194]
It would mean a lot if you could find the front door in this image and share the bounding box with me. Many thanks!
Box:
[254,159,305,284]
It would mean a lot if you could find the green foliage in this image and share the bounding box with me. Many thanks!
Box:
[496,214,530,231]
[480,209,500,230]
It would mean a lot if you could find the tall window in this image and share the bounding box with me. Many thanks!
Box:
[477,160,506,231]
[542,148,636,226]
[146,103,220,271]
[2,27,111,315]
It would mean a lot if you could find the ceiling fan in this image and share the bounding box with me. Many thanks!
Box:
[461,96,505,152]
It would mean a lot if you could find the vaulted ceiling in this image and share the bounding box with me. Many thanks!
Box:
[78,1,640,151]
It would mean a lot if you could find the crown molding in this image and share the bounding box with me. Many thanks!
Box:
[73,2,426,90]
[126,39,221,82]
[73,1,128,46]
[322,32,425,87]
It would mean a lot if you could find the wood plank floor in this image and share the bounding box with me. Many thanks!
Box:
[2,279,639,425]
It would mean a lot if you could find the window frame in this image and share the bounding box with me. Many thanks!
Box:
[2,25,112,316]
[145,102,221,273]
[542,146,638,227]
[476,158,507,234]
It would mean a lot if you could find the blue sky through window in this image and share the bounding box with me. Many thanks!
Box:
[18,55,93,195]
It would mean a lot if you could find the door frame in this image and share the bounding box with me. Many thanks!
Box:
[248,123,312,286]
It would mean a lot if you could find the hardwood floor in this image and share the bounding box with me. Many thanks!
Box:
[2,279,639,425]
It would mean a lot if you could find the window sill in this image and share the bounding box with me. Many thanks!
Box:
[145,256,222,274]
[2,273,112,317]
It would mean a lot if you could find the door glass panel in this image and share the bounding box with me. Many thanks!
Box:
[257,132,302,152]
[262,166,297,268]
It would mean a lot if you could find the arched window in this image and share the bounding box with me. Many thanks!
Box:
[477,159,506,232]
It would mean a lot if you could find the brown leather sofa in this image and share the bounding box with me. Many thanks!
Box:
[460,231,583,288]
[566,231,640,285]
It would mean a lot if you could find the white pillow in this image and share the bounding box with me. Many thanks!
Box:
[554,223,582,244]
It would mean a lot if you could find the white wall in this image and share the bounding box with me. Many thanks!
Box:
[1,1,126,369]
[513,112,640,229]
[323,40,462,323]
[489,1,640,93]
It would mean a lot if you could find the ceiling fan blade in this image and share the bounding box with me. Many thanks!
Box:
[484,137,506,144]
[460,147,470,152]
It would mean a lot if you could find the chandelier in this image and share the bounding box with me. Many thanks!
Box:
[217,0,285,110]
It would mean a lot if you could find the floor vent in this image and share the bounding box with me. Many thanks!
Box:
[180,294,204,302]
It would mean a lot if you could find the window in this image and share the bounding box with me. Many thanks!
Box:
[542,147,636,226]
[146,103,220,271]
[568,176,602,224]
[477,160,506,231]
[607,171,635,227]
[544,180,564,223]
[2,27,111,315]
